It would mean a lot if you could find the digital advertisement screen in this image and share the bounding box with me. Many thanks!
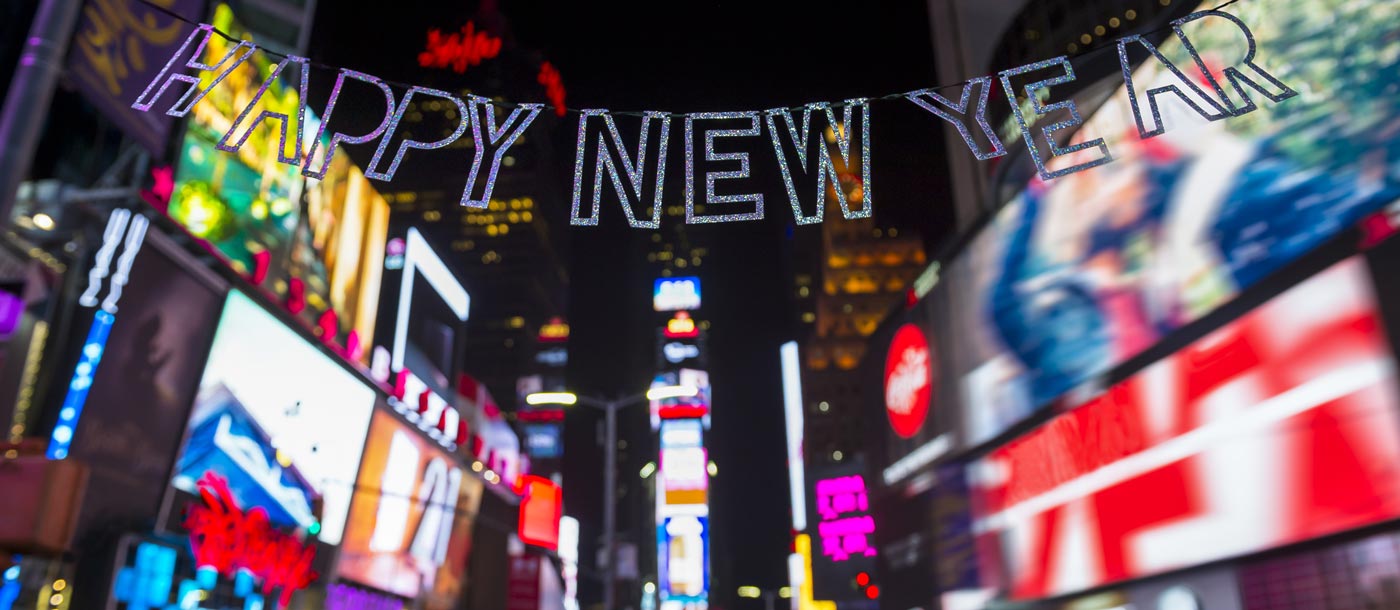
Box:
[1238,530,1400,610]
[658,515,709,604]
[338,410,484,605]
[951,0,1400,446]
[806,459,878,602]
[970,257,1400,600]
[294,151,390,353]
[169,4,305,283]
[654,276,701,311]
[171,289,376,546]
[660,419,708,507]
[649,369,713,429]
[68,235,225,544]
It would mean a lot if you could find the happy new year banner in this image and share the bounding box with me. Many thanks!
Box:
[129,2,1295,229]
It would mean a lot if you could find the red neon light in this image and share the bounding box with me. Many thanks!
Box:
[866,585,879,600]
[251,251,271,286]
[884,323,932,439]
[856,572,869,586]
[518,409,565,423]
[417,22,502,74]
[185,473,318,609]
[517,475,563,550]
[664,312,699,339]
[657,404,708,420]
[286,277,306,314]
[537,61,567,117]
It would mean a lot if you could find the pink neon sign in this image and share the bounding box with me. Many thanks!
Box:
[814,475,876,562]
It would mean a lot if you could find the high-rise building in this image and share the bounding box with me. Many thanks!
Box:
[792,164,927,468]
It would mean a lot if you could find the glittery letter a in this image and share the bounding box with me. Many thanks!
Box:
[764,101,873,225]
[460,97,542,209]
[217,55,311,165]
[1168,11,1298,118]
[999,57,1113,181]
[570,110,669,229]
[302,70,397,180]
[130,24,254,117]
[905,79,1006,161]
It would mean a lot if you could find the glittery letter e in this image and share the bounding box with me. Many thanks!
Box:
[999,57,1113,181]
[570,110,669,229]
[685,112,766,224]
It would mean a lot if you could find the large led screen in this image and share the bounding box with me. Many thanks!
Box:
[171,290,376,546]
[969,257,1400,600]
[658,515,709,605]
[952,0,1400,446]
[338,410,484,605]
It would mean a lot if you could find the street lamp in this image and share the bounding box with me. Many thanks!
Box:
[526,384,698,610]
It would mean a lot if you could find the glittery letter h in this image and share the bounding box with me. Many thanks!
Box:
[570,110,669,229]
[130,24,254,117]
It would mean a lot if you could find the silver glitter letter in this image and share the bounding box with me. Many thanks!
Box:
[366,87,470,182]
[460,97,542,208]
[1117,34,1231,138]
[570,110,670,229]
[302,69,397,180]
[685,112,766,224]
[999,57,1113,181]
[217,55,311,165]
[130,23,254,117]
[764,101,873,224]
[1169,11,1298,117]
[905,78,1006,161]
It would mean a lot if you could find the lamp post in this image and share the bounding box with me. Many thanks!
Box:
[527,384,698,610]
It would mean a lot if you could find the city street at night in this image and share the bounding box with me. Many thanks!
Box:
[2,1,1400,609]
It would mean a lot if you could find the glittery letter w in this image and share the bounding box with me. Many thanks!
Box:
[764,101,873,225]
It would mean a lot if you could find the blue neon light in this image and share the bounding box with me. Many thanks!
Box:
[47,310,116,459]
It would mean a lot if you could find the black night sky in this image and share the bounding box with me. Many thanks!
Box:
[309,2,953,607]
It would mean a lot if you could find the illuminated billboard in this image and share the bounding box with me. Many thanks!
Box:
[970,257,1400,600]
[950,0,1400,447]
[653,276,701,311]
[660,419,708,507]
[806,459,878,602]
[649,369,712,430]
[170,289,376,546]
[338,410,484,606]
[658,516,709,605]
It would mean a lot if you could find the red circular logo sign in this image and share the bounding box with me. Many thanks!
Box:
[884,324,933,439]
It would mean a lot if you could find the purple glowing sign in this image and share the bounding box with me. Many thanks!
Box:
[814,474,876,562]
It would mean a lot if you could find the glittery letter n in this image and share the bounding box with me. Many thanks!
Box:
[764,100,873,225]
[130,24,254,117]
[217,55,311,165]
[460,97,542,209]
[570,110,669,229]
[999,57,1113,181]
[302,70,397,180]
[905,79,1006,161]
[685,112,766,224]
[366,87,469,183]
[1169,11,1298,117]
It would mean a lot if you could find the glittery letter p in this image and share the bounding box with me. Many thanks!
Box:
[302,69,397,180]
[999,57,1113,181]
[130,24,254,117]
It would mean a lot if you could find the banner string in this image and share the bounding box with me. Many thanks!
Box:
[129,0,1245,118]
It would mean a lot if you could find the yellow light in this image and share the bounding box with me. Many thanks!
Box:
[526,392,578,406]
[472,461,484,472]
[49,594,63,606]
[52,580,66,592]
[737,586,761,599]
[639,462,656,478]
[707,461,718,477]
[276,449,293,468]
[646,385,698,401]
[779,587,791,598]
[32,214,55,231]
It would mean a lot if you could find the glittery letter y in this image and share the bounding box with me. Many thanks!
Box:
[999,57,1113,181]
[905,79,1006,161]
[460,97,542,208]
[130,24,254,117]
[570,110,669,229]
[764,100,873,225]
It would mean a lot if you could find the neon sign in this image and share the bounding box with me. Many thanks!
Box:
[538,317,570,342]
[813,475,875,562]
[537,61,566,118]
[664,312,698,339]
[653,277,701,312]
[184,473,318,608]
[417,22,501,74]
[517,475,563,550]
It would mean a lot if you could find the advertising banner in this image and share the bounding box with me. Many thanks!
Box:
[169,290,376,546]
[658,516,709,604]
[971,257,1400,600]
[68,0,205,155]
[338,410,484,606]
[68,233,225,543]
